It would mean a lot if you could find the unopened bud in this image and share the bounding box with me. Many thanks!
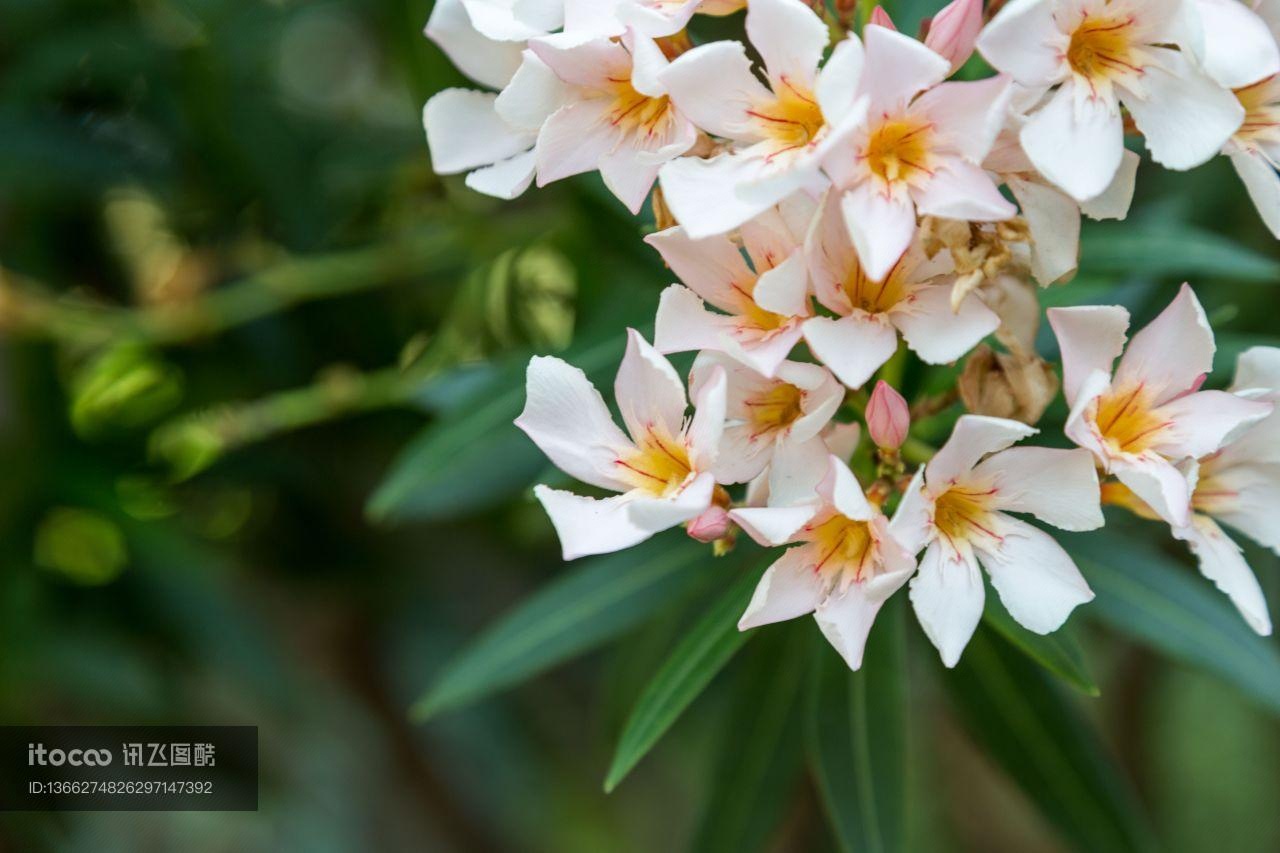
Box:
[687,505,731,543]
[869,6,898,30]
[924,0,983,73]
[866,381,910,450]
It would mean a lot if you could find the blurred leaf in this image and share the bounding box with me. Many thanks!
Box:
[806,596,908,853]
[34,507,128,585]
[692,623,806,853]
[982,593,1098,696]
[414,537,735,721]
[1065,528,1280,716]
[945,627,1156,853]
[1079,223,1280,282]
[604,564,761,792]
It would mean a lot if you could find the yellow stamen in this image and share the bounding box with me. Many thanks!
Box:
[863,117,935,186]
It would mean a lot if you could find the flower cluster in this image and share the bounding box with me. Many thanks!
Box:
[424,0,1280,668]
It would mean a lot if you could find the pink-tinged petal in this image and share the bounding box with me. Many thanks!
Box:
[628,471,717,530]
[925,0,984,74]
[425,90,533,174]
[1212,466,1280,553]
[534,100,619,184]
[1229,148,1280,239]
[1078,149,1139,221]
[658,153,778,239]
[1114,283,1214,402]
[1020,83,1125,202]
[976,515,1094,633]
[1047,304,1130,407]
[752,251,811,317]
[1194,0,1280,89]
[816,37,867,126]
[1064,369,1114,461]
[465,149,538,199]
[529,35,630,88]
[869,6,897,29]
[927,415,1037,487]
[766,436,833,507]
[974,447,1104,531]
[533,487,651,559]
[909,541,985,667]
[889,469,933,554]
[616,328,689,441]
[738,545,829,629]
[891,283,1000,364]
[1174,514,1273,635]
[599,150,662,214]
[915,76,1013,164]
[803,313,899,390]
[686,364,728,472]
[712,425,776,484]
[839,183,916,282]
[1112,453,1194,527]
[975,0,1065,87]
[726,324,807,379]
[1231,346,1280,397]
[913,159,1017,221]
[815,572,912,669]
[746,0,829,88]
[653,284,740,354]
[859,25,950,113]
[824,422,863,461]
[1007,177,1079,285]
[741,207,803,272]
[731,504,820,546]
[426,0,523,89]
[1121,48,1244,171]
[646,228,752,311]
[1153,390,1273,459]
[660,41,773,142]
[516,356,633,491]
[495,52,567,132]
[804,190,859,314]
[818,455,875,521]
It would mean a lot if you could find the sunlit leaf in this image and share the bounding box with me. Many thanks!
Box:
[604,564,762,792]
[806,596,908,853]
[945,627,1157,853]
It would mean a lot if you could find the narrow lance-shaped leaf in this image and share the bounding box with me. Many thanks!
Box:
[806,595,909,853]
[604,562,763,793]
[414,537,740,721]
[1080,222,1280,283]
[944,626,1157,853]
[982,593,1099,696]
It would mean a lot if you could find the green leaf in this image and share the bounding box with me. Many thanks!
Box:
[691,624,806,853]
[945,627,1156,853]
[413,537,730,721]
[806,596,909,853]
[1063,528,1280,715]
[982,593,1099,696]
[604,564,762,792]
[1079,223,1280,282]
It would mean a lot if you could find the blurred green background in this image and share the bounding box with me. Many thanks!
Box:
[1,0,1279,850]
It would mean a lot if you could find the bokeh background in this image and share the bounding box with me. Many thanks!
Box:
[1,0,1279,850]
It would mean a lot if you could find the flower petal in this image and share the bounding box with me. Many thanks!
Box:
[816,37,867,126]
[1193,0,1280,90]
[658,152,779,239]
[732,504,820,545]
[1020,83,1125,202]
[891,283,1000,364]
[1112,453,1194,527]
[616,328,689,441]
[628,471,717,529]
[686,363,728,473]
[1114,283,1214,402]
[913,158,1017,221]
[653,284,740,354]
[1007,176,1080,285]
[534,486,651,559]
[927,414,1037,488]
[746,0,829,88]
[975,0,1065,87]
[803,313,899,390]
[977,515,1094,634]
[1046,304,1130,407]
[425,89,533,174]
[495,51,567,132]
[1174,514,1273,635]
[909,541,985,667]
[427,0,524,88]
[815,574,910,669]
[738,545,828,629]
[1229,147,1280,239]
[1153,390,1273,459]
[660,41,773,142]
[465,149,538,199]
[766,435,833,507]
[914,76,1013,164]
[535,100,619,184]
[859,24,951,112]
[838,182,917,283]
[752,251,811,317]
[818,455,875,521]
[1078,149,1140,221]
[973,446,1104,531]
[646,228,755,312]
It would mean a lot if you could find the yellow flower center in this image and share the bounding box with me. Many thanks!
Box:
[842,257,912,311]
[749,79,826,158]
[616,426,692,496]
[933,483,1000,547]
[1065,15,1140,86]
[1234,76,1280,148]
[607,78,675,136]
[802,512,876,588]
[863,117,935,186]
[1094,383,1169,455]
[743,382,805,434]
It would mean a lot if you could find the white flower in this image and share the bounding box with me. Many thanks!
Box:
[977,0,1245,202]
[514,329,727,559]
[801,190,1000,389]
[648,198,815,377]
[530,33,697,213]
[731,454,918,669]
[818,24,1016,280]
[457,0,565,41]
[657,0,869,237]
[891,415,1102,666]
[689,352,843,484]
[1048,284,1273,527]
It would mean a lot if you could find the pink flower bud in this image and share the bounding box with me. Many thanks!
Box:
[924,0,983,74]
[687,506,731,543]
[866,381,910,450]
[869,6,898,30]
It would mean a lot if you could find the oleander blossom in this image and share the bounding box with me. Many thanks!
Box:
[977,0,1246,202]
[657,0,870,237]
[514,329,727,559]
[890,415,1102,666]
[1049,284,1272,528]
[731,454,918,669]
